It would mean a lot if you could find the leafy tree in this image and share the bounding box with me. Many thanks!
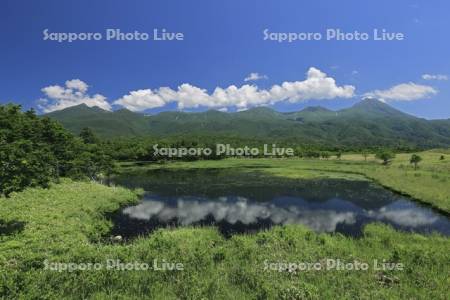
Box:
[79,127,99,144]
[440,155,445,160]
[409,154,422,170]
[336,152,342,160]
[375,150,395,165]
[0,141,55,195]
[66,144,114,181]
[0,104,114,196]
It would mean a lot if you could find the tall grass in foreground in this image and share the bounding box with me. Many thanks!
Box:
[0,157,449,299]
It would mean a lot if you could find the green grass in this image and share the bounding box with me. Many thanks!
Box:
[1,152,449,299]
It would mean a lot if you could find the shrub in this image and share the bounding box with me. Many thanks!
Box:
[375,150,395,165]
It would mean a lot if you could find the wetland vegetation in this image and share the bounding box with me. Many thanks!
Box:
[1,152,450,299]
[1,104,449,299]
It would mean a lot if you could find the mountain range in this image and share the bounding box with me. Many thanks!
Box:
[45,98,450,148]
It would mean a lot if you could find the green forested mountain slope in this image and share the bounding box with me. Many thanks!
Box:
[45,104,150,136]
[44,99,450,148]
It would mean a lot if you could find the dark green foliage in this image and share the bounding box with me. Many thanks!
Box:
[320,151,331,159]
[65,144,115,180]
[79,127,99,144]
[410,154,422,170]
[0,140,55,195]
[300,150,321,158]
[0,104,114,196]
[376,150,396,165]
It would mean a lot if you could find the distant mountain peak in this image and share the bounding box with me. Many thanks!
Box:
[357,97,386,105]
[353,97,408,112]
[45,103,109,115]
[73,103,106,110]
[349,97,406,115]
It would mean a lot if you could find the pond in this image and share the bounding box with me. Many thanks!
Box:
[109,168,450,239]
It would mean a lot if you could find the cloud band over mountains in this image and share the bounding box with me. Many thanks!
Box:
[37,67,439,112]
[113,67,355,111]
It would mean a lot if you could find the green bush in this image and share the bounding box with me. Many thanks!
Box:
[0,104,114,196]
[375,150,395,165]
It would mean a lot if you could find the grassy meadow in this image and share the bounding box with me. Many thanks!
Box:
[0,151,449,299]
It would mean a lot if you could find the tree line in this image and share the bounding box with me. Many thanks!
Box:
[0,105,113,196]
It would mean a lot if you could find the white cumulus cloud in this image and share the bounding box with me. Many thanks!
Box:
[112,89,166,111]
[114,67,355,111]
[64,79,88,93]
[364,82,437,102]
[38,79,111,113]
[422,74,448,81]
[244,72,268,82]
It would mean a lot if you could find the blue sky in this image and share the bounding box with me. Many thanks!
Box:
[0,0,449,119]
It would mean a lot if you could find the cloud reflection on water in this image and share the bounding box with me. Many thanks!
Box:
[123,197,357,232]
[368,206,438,227]
[122,195,442,234]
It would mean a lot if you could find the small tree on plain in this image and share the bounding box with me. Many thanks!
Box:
[362,150,369,161]
[410,154,422,170]
[375,150,395,165]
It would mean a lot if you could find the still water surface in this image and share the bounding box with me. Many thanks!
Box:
[110,169,450,238]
